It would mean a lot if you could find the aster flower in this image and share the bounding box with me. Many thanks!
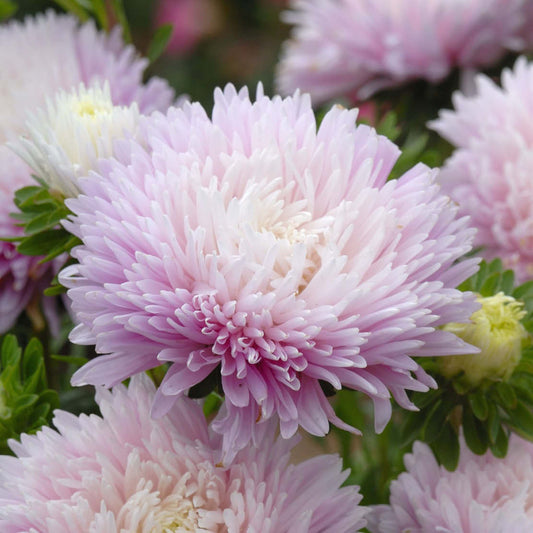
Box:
[14,82,141,198]
[60,84,478,458]
[276,0,527,105]
[0,374,367,532]
[440,292,528,386]
[0,10,174,332]
[430,57,533,283]
[368,435,533,532]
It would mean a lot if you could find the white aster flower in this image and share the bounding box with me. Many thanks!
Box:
[13,82,141,197]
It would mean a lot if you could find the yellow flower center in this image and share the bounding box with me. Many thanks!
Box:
[440,292,529,386]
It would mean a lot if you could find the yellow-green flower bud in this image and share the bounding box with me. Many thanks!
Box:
[439,292,529,386]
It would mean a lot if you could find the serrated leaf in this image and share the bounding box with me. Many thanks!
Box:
[431,422,459,471]
[148,24,173,63]
[463,405,489,455]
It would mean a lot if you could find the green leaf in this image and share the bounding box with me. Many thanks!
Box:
[0,336,59,453]
[399,409,428,448]
[422,399,452,443]
[431,422,460,471]
[0,0,16,20]
[1,335,21,369]
[25,207,69,235]
[50,354,89,367]
[203,391,223,417]
[494,382,517,410]
[147,24,173,63]
[52,0,90,21]
[479,272,500,297]
[505,401,533,439]
[487,401,501,444]
[462,405,489,455]
[111,0,131,43]
[468,390,489,421]
[17,229,71,256]
[489,426,509,458]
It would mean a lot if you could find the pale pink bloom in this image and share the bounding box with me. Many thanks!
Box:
[368,436,533,533]
[0,11,174,332]
[431,57,533,283]
[60,84,478,458]
[276,0,527,105]
[155,0,222,55]
[0,374,367,533]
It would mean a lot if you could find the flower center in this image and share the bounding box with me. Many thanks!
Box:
[152,494,199,533]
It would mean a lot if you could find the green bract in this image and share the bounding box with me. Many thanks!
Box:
[401,259,533,470]
[0,335,59,454]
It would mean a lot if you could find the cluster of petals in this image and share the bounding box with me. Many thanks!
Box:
[431,57,533,283]
[368,436,533,532]
[14,82,142,198]
[60,84,478,458]
[276,0,530,105]
[0,374,367,532]
[0,11,173,332]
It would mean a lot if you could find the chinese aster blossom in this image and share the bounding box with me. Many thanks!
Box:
[431,57,533,283]
[60,84,478,458]
[368,436,533,532]
[276,0,527,104]
[14,82,141,198]
[0,11,173,332]
[0,374,367,533]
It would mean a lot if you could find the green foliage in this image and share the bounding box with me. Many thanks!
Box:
[374,111,449,180]
[0,335,59,454]
[400,259,533,469]
[147,24,174,64]
[0,0,16,20]
[8,182,80,294]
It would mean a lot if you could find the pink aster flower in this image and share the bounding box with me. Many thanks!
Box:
[368,436,533,532]
[0,374,367,532]
[276,0,527,105]
[0,11,174,332]
[60,84,478,458]
[155,0,222,56]
[431,57,533,283]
